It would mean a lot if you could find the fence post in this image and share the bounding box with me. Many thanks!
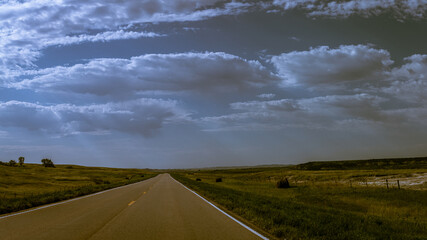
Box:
[386,179,389,189]
[397,180,400,189]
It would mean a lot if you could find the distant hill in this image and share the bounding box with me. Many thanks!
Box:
[294,157,427,170]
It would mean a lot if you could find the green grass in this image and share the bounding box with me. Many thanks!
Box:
[171,160,427,240]
[0,164,157,214]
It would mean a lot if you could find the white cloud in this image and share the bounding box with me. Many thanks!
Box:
[0,0,251,79]
[12,52,279,97]
[383,54,427,104]
[199,48,427,133]
[43,30,164,47]
[271,0,427,19]
[0,99,187,136]
[257,93,276,99]
[231,99,300,112]
[270,45,393,90]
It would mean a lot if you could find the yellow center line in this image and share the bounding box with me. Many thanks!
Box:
[128,201,136,206]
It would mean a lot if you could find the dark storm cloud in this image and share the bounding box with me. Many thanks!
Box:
[0,99,186,136]
[12,52,279,97]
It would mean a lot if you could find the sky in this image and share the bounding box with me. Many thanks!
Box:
[1,0,427,168]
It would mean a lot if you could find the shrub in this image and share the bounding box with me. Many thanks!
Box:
[276,178,290,188]
[216,178,222,182]
[41,158,55,168]
[9,160,17,167]
[196,178,202,181]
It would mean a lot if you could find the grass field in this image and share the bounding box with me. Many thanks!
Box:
[171,158,427,240]
[0,164,157,214]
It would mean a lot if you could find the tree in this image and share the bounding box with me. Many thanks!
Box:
[41,158,55,168]
[9,160,17,167]
[18,157,25,167]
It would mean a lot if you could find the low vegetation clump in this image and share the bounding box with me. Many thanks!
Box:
[41,158,55,168]
[171,157,427,240]
[276,178,290,188]
[8,160,17,167]
[0,159,22,167]
[215,177,222,182]
[0,164,157,215]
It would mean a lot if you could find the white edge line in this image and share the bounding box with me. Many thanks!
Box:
[0,177,156,220]
[171,175,269,240]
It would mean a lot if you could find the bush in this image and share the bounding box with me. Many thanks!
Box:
[41,158,55,168]
[8,160,17,167]
[196,178,202,181]
[216,178,222,182]
[276,178,290,188]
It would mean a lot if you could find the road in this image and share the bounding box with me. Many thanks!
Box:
[0,174,266,240]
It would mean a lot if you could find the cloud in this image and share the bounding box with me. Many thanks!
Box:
[0,0,251,79]
[271,0,427,19]
[12,52,279,97]
[199,49,427,133]
[257,93,276,99]
[202,93,390,131]
[384,107,427,126]
[383,54,427,105]
[298,94,387,121]
[0,0,230,37]
[231,99,300,112]
[0,99,187,136]
[43,30,164,47]
[270,45,393,90]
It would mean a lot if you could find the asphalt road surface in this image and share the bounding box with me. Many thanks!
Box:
[0,174,266,240]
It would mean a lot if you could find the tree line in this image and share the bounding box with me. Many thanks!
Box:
[0,157,55,167]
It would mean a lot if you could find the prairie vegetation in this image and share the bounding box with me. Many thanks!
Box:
[172,157,427,240]
[0,164,156,214]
